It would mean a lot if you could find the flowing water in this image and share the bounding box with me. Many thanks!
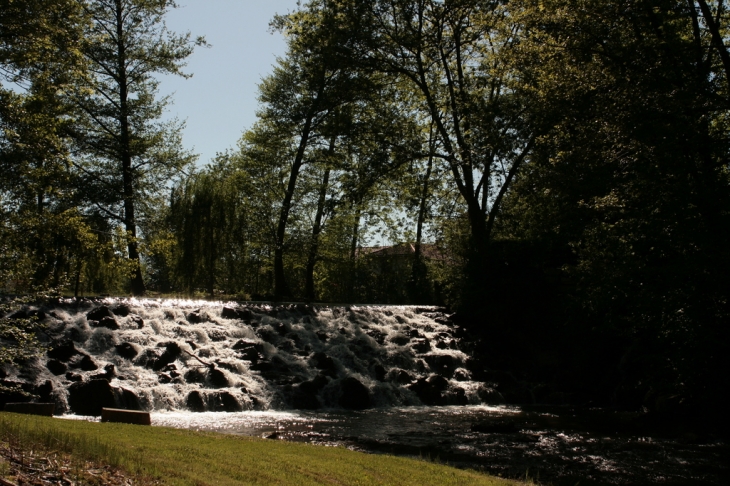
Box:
[4,299,728,485]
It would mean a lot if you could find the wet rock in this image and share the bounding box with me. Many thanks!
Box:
[338,377,370,410]
[186,391,206,412]
[274,322,289,336]
[423,354,460,377]
[46,359,67,376]
[453,368,471,381]
[115,387,142,410]
[185,340,197,350]
[477,386,505,405]
[222,306,253,321]
[47,339,80,362]
[35,380,53,402]
[90,316,119,330]
[68,354,98,371]
[256,327,279,343]
[129,315,144,328]
[207,329,228,342]
[207,367,229,388]
[186,311,206,323]
[90,364,115,381]
[445,387,468,405]
[395,315,407,324]
[115,342,139,360]
[232,339,264,363]
[184,368,206,384]
[67,379,116,416]
[408,375,449,405]
[288,381,322,410]
[387,368,414,384]
[65,372,82,382]
[411,338,431,353]
[211,391,241,412]
[389,333,410,346]
[158,372,173,384]
[149,342,181,371]
[86,306,114,322]
[365,329,386,344]
[112,304,131,317]
[338,327,348,335]
[372,363,387,381]
[310,352,337,376]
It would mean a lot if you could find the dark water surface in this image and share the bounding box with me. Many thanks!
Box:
[146,405,728,485]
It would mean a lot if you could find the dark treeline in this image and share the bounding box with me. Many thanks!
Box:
[2,0,729,427]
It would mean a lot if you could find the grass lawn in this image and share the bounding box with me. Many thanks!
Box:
[0,412,524,485]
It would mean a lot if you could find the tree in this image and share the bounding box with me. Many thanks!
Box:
[358,0,538,282]
[72,0,204,295]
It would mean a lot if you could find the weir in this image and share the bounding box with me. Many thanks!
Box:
[1,299,500,415]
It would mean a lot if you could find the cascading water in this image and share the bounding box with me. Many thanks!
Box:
[3,299,727,484]
[1,299,500,415]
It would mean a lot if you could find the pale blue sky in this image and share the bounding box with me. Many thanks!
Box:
[157,1,300,166]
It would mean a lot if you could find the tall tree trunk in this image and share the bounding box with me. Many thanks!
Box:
[274,113,314,300]
[304,139,335,301]
[116,0,145,295]
[410,153,433,303]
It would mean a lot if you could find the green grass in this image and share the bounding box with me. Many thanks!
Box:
[0,412,524,485]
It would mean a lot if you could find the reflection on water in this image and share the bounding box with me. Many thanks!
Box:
[148,405,727,485]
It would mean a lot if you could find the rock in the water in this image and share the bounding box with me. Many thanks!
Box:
[186,311,206,323]
[91,316,119,330]
[387,368,414,384]
[184,368,206,384]
[186,390,206,412]
[67,379,116,416]
[114,387,142,410]
[47,339,80,362]
[207,367,229,388]
[411,338,431,353]
[130,315,144,328]
[408,375,449,405]
[87,306,114,322]
[115,342,139,359]
[310,352,337,376]
[211,391,241,412]
[65,372,82,382]
[149,342,181,371]
[46,359,67,375]
[69,354,98,371]
[112,304,131,317]
[423,353,460,377]
[338,377,370,410]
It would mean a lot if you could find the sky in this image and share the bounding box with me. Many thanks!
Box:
[156,1,300,167]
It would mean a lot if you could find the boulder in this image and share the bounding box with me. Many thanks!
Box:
[207,367,229,388]
[35,380,53,402]
[423,353,460,377]
[112,304,131,317]
[115,387,142,410]
[386,368,414,384]
[184,368,206,384]
[186,311,206,323]
[310,352,337,376]
[411,338,431,353]
[115,342,139,360]
[148,342,181,371]
[372,363,387,381]
[338,377,370,410]
[408,375,449,405]
[67,379,116,416]
[91,316,119,330]
[65,372,83,382]
[211,391,241,412]
[47,339,80,362]
[46,359,67,376]
[70,354,98,371]
[186,391,206,412]
[87,306,114,322]
[129,315,144,328]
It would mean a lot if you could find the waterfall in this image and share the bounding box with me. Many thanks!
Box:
[1,299,502,415]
